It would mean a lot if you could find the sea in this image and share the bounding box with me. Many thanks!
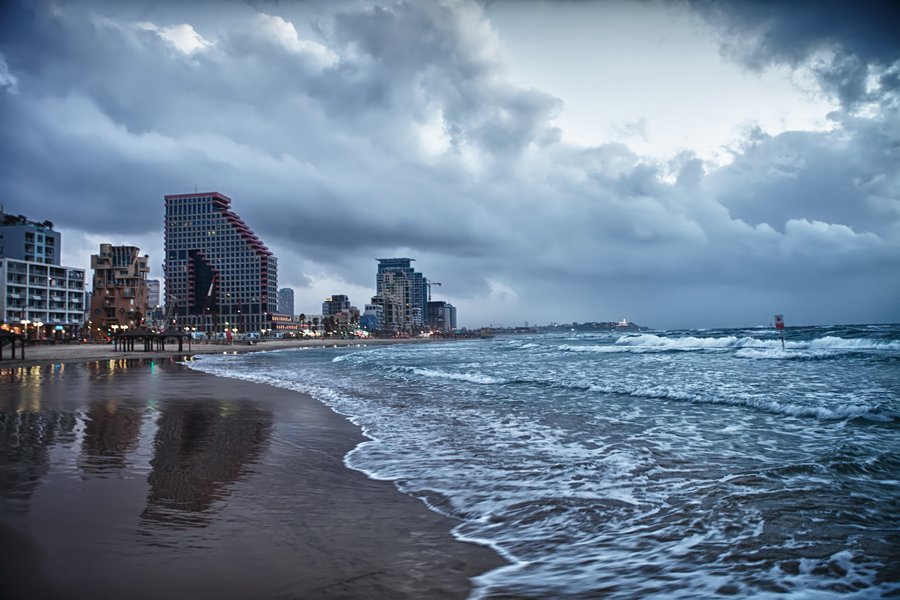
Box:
[188,324,900,599]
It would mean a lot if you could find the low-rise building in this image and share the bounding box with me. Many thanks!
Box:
[1,259,86,338]
[361,302,384,332]
[0,211,85,338]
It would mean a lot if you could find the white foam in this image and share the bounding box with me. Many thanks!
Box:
[382,365,507,385]
[734,348,839,360]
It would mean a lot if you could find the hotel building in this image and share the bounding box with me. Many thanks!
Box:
[164,192,277,333]
[0,211,85,338]
[89,244,150,335]
[375,258,427,332]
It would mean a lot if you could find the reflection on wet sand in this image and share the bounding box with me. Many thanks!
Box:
[78,399,144,475]
[0,411,78,513]
[139,399,272,530]
[0,359,502,600]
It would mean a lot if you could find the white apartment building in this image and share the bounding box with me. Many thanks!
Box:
[1,258,86,338]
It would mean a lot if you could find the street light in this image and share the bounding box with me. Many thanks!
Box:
[35,321,44,340]
[21,318,31,339]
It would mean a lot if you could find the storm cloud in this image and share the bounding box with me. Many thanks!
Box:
[1,0,897,327]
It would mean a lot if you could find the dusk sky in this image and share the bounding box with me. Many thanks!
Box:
[2,0,898,329]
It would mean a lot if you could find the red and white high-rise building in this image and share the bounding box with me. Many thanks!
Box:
[164,192,277,333]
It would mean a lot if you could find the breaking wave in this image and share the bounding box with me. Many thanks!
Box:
[557,334,900,354]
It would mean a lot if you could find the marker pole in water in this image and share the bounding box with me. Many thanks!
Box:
[774,315,785,348]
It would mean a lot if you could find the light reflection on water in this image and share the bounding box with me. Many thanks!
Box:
[1,358,272,534]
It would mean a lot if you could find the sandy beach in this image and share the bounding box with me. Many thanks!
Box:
[1,336,439,370]
[0,345,506,599]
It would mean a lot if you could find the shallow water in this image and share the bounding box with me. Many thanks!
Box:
[189,325,900,599]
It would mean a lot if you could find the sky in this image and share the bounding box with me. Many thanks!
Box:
[1,0,898,329]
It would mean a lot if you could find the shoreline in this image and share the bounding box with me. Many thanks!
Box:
[0,343,507,599]
[0,336,440,371]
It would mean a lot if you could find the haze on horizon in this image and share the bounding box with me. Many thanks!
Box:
[1,0,897,330]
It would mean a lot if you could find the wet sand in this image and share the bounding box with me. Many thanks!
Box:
[2,336,438,370]
[0,357,506,600]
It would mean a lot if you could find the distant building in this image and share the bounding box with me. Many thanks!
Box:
[323,294,351,316]
[164,192,277,333]
[376,258,427,331]
[428,301,457,332]
[89,244,150,335]
[303,314,325,336]
[0,209,61,264]
[277,287,294,316]
[0,210,85,338]
[361,302,384,332]
[271,312,300,336]
[331,306,360,335]
[146,279,160,308]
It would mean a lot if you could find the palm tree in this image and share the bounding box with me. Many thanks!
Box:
[312,316,319,338]
[298,313,306,337]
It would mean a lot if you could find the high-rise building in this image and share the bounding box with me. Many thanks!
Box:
[146,279,160,308]
[375,258,427,331]
[164,192,277,333]
[277,287,294,316]
[323,294,351,316]
[427,301,457,332]
[89,244,150,335]
[0,210,85,338]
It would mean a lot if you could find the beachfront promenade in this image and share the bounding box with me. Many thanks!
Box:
[0,336,505,600]
[1,336,437,370]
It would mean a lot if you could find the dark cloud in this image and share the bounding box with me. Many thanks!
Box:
[706,116,900,237]
[683,0,900,110]
[684,0,900,65]
[0,0,897,327]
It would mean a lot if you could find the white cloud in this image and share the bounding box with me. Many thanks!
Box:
[136,21,212,54]
[0,52,18,94]
[243,14,336,66]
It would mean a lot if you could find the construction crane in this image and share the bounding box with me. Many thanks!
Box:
[163,295,179,330]
[427,281,441,302]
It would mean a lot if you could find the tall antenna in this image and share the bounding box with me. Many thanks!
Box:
[195,184,198,193]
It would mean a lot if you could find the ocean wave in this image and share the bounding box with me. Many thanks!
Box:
[616,334,753,349]
[583,381,886,421]
[577,334,900,353]
[386,365,508,385]
[803,336,900,351]
[733,348,840,360]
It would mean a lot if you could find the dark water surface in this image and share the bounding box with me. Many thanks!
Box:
[190,325,900,599]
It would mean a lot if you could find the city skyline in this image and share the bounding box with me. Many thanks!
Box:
[1,0,897,329]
